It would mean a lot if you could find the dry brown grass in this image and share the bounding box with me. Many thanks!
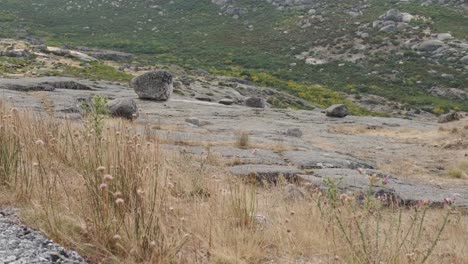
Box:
[1,101,468,264]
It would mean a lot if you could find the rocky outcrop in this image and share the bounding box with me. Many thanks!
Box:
[131,71,174,101]
[413,40,446,52]
[78,48,134,61]
[0,77,92,92]
[0,209,87,264]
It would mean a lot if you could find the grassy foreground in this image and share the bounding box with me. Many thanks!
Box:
[0,100,467,263]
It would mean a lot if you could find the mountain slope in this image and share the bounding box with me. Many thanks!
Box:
[0,0,467,112]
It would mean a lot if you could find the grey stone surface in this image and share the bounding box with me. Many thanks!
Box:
[302,169,468,209]
[414,40,445,52]
[80,49,133,61]
[107,98,138,120]
[0,76,466,210]
[0,77,92,92]
[211,146,286,165]
[131,71,173,101]
[326,104,348,117]
[244,97,266,108]
[284,128,303,138]
[0,209,87,264]
[283,150,373,170]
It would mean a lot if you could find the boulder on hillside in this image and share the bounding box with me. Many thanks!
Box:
[460,56,468,64]
[131,71,173,101]
[107,98,138,120]
[414,40,445,52]
[219,98,235,105]
[245,97,266,108]
[382,9,403,22]
[438,112,461,123]
[326,104,349,118]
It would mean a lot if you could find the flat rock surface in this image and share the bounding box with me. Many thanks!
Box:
[0,209,87,264]
[1,76,467,210]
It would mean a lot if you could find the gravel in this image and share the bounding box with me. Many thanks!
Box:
[0,209,87,264]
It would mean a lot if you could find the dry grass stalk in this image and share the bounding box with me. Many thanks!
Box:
[0,101,467,263]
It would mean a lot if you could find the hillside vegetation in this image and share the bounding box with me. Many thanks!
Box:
[0,0,467,113]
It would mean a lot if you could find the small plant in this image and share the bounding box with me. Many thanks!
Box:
[81,95,108,138]
[236,130,250,149]
[228,181,257,228]
[448,161,468,179]
[320,174,452,264]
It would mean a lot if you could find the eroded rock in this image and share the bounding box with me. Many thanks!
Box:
[132,71,174,101]
[107,98,138,120]
[326,104,348,118]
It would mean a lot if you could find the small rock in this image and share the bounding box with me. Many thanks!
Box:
[219,98,234,105]
[438,112,461,123]
[244,97,266,108]
[284,184,305,201]
[131,70,173,101]
[185,118,210,127]
[107,98,138,120]
[173,81,184,90]
[414,40,445,52]
[383,9,402,22]
[326,104,349,118]
[185,118,200,127]
[285,128,303,138]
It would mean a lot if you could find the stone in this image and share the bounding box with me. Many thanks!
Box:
[437,33,453,41]
[383,9,402,22]
[106,98,138,120]
[414,40,445,52]
[284,184,305,201]
[302,168,468,208]
[244,97,266,108]
[85,49,133,61]
[131,71,173,101]
[284,128,303,137]
[219,98,235,105]
[380,24,397,32]
[460,56,468,64]
[283,150,374,170]
[326,104,348,117]
[401,13,413,23]
[0,209,87,264]
[438,112,461,123]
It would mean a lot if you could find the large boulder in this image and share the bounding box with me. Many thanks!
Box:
[244,97,266,108]
[107,98,138,120]
[131,71,173,101]
[326,104,349,118]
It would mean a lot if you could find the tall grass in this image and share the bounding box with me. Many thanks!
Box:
[0,100,467,263]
